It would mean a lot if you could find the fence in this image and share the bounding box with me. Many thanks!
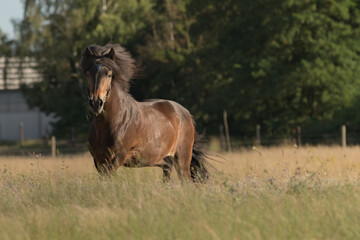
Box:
[0,136,89,157]
[1,124,357,157]
[0,109,357,155]
[218,124,356,151]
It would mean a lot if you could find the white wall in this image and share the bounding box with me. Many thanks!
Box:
[0,90,56,141]
[0,111,55,141]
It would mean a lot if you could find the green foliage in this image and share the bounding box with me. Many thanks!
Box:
[0,30,13,57]
[14,0,360,139]
[17,0,152,137]
[185,0,360,137]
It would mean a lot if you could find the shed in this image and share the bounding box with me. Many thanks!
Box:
[0,57,56,141]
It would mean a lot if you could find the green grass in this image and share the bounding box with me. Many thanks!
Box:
[1,168,360,239]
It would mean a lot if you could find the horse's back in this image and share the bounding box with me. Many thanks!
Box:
[138,99,195,156]
[141,99,193,123]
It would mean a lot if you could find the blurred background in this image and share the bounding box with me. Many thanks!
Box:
[1,0,360,155]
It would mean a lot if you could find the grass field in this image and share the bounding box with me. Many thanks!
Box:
[1,145,360,239]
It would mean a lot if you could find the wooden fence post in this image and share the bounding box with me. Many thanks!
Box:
[19,122,24,145]
[341,125,346,148]
[296,126,301,147]
[223,110,232,152]
[219,125,225,151]
[51,136,56,158]
[256,124,261,146]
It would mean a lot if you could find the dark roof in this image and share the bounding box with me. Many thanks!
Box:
[0,57,42,90]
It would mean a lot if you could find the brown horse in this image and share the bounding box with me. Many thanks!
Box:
[81,43,208,182]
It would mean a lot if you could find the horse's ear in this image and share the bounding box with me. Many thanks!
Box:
[106,48,116,60]
[85,47,93,57]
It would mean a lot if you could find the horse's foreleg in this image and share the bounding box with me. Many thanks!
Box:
[93,155,121,175]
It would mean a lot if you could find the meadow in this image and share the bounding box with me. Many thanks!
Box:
[1,145,360,239]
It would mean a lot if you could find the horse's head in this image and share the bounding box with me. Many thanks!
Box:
[84,47,115,115]
[81,44,136,115]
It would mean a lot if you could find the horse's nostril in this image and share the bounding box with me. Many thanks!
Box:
[99,99,103,107]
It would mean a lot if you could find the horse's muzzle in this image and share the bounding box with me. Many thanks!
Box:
[89,98,104,115]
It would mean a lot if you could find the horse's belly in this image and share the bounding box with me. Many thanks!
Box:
[122,148,153,167]
[122,143,173,168]
[121,122,177,167]
[122,153,149,167]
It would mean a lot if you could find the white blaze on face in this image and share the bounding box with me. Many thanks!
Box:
[97,70,112,101]
[87,66,113,102]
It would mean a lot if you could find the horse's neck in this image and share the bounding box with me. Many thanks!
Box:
[104,82,140,134]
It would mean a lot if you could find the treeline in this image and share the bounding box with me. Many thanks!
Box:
[3,0,360,140]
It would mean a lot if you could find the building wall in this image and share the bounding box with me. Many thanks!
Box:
[0,90,56,141]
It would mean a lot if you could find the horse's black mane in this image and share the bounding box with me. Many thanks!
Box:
[80,43,136,92]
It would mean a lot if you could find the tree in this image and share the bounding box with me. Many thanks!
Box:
[0,30,14,57]
[133,0,217,132]
[16,0,360,142]
[18,0,152,137]
[187,0,360,138]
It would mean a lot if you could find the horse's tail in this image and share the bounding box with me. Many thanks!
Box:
[190,132,210,183]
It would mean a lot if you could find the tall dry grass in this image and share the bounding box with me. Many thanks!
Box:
[214,145,360,183]
[1,146,360,239]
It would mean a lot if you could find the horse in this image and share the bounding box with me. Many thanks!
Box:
[80,43,209,182]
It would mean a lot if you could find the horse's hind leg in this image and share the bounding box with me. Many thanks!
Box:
[173,125,194,181]
[162,156,174,182]
[173,146,193,181]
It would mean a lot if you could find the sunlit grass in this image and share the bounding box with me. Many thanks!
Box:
[1,146,360,239]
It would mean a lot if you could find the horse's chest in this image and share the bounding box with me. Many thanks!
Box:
[89,140,115,162]
[88,131,115,162]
